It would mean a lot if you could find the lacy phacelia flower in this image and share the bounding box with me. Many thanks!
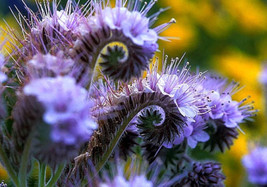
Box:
[24,76,97,144]
[73,0,175,81]
[32,9,85,36]
[101,7,158,46]
[200,75,255,128]
[12,0,90,69]
[242,147,267,185]
[99,59,207,149]
[21,76,97,166]
[100,175,152,187]
[145,61,203,121]
[30,1,88,38]
[27,51,74,77]
[199,75,256,152]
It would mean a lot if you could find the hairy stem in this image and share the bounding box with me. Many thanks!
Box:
[46,163,65,187]
[18,133,33,187]
[83,37,113,92]
[84,92,184,178]
[38,162,46,187]
[95,101,157,173]
[0,145,19,186]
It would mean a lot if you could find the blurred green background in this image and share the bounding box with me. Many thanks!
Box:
[1,0,267,186]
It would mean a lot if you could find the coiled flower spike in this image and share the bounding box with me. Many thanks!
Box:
[7,0,175,89]
[68,55,207,180]
[72,0,176,82]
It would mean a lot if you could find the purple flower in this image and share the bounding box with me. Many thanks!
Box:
[200,74,255,128]
[186,116,210,148]
[164,116,210,148]
[31,3,88,37]
[99,5,158,46]
[242,147,267,185]
[70,0,175,81]
[28,51,74,77]
[118,59,207,148]
[173,84,199,120]
[100,175,152,187]
[259,64,267,85]
[0,54,7,83]
[24,76,97,145]
[152,61,203,121]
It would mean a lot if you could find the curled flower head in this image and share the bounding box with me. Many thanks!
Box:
[242,146,267,185]
[73,0,175,81]
[13,76,97,167]
[94,57,208,149]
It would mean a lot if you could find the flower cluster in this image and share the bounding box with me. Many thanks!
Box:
[100,58,254,152]
[0,0,257,186]
[23,76,97,146]
[242,146,267,185]
[100,175,152,187]
[11,76,98,167]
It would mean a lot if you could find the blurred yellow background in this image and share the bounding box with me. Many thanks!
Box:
[1,0,267,186]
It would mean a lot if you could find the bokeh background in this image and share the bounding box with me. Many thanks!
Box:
[1,0,267,186]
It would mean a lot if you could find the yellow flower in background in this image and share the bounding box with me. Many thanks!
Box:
[158,18,197,52]
[0,15,21,54]
[160,0,232,37]
[213,50,263,109]
[214,50,267,186]
[222,0,267,32]
[219,134,248,187]
[0,164,8,180]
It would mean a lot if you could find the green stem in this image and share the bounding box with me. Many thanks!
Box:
[46,163,65,187]
[18,134,33,187]
[0,145,19,186]
[38,162,46,187]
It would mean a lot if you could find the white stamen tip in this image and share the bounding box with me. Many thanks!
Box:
[170,18,176,23]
